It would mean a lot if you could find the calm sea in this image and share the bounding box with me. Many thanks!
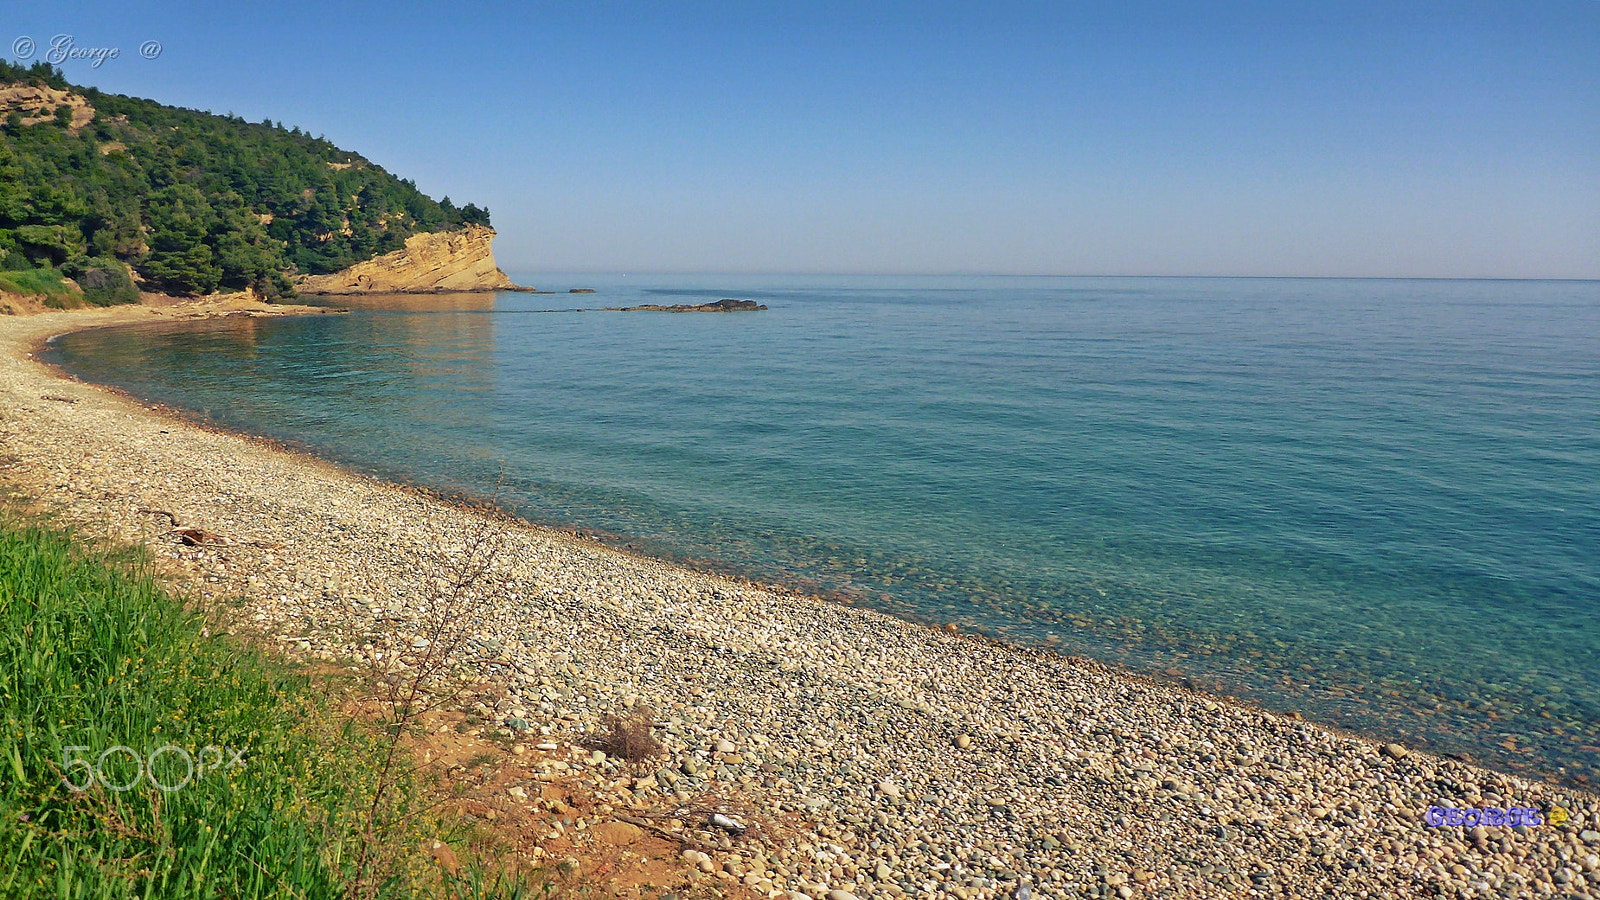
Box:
[47,276,1600,784]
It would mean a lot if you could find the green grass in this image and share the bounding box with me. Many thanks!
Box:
[0,269,84,308]
[0,515,511,899]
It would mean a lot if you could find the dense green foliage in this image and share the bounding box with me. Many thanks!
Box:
[0,61,490,298]
[66,255,141,306]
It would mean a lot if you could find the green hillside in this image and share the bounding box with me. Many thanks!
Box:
[0,61,490,301]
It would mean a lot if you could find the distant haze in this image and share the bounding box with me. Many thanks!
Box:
[15,1,1600,278]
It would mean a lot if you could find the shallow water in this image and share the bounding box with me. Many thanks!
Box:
[48,276,1600,784]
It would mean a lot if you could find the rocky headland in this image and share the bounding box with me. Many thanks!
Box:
[296,224,531,294]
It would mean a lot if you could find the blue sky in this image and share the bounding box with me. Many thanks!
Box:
[7,1,1598,277]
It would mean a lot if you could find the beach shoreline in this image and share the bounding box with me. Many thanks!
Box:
[4,301,1598,898]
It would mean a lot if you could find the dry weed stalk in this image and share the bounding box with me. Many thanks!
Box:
[350,498,514,898]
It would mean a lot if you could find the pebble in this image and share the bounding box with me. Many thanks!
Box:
[593,821,642,845]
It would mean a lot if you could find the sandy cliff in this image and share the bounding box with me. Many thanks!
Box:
[295,224,517,294]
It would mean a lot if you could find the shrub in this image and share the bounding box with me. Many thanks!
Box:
[585,711,664,769]
[71,259,140,306]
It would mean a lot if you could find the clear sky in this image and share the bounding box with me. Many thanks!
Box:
[8,1,1598,277]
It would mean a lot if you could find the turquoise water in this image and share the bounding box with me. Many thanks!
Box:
[47,276,1600,784]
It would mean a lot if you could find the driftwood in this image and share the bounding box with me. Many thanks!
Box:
[614,814,716,850]
[133,509,279,549]
[137,508,182,526]
[173,527,221,546]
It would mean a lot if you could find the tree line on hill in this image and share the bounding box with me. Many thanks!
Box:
[0,61,490,303]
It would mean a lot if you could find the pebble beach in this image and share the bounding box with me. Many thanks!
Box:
[3,303,1598,899]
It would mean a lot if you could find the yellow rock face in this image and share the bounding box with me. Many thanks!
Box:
[0,84,96,131]
[296,225,515,294]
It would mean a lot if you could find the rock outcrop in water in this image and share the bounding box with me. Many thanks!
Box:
[295,225,524,294]
[609,298,767,312]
